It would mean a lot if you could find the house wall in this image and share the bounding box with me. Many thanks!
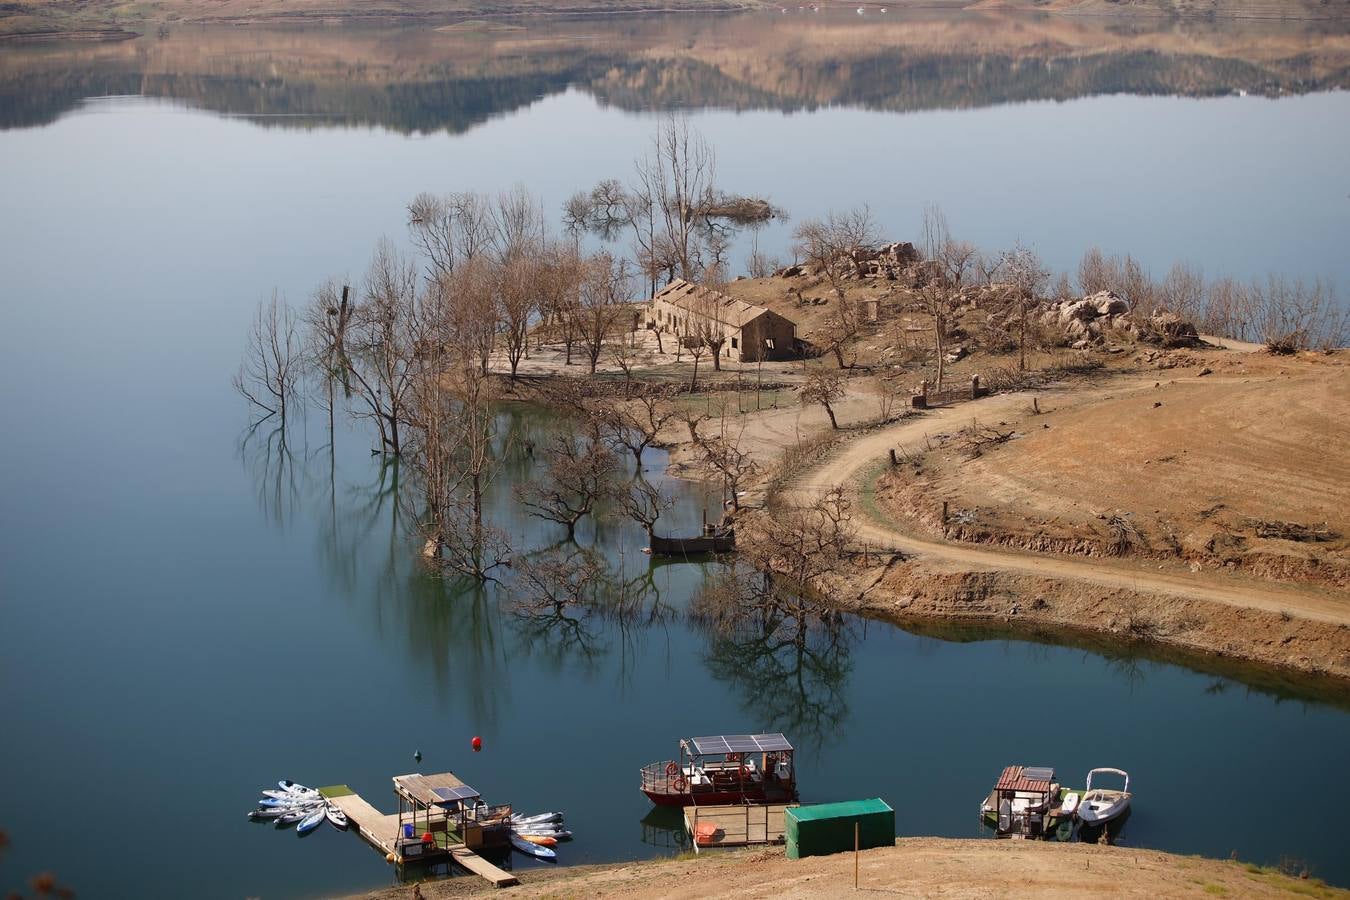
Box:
[647,299,797,363]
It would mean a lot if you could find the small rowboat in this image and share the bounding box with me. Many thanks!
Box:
[325,803,349,831]
[510,833,557,859]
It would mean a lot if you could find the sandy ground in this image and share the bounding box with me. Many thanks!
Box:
[780,368,1350,627]
[343,838,1349,899]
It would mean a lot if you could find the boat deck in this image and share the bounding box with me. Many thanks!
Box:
[319,785,518,888]
[682,803,797,852]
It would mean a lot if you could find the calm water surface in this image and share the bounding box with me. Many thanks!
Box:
[2,13,1349,899]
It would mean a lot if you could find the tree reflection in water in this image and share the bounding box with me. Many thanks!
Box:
[698,607,856,754]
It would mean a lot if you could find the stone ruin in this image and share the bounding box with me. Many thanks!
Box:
[1031,290,1199,349]
[774,241,937,286]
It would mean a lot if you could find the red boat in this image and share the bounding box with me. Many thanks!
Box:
[640,733,798,807]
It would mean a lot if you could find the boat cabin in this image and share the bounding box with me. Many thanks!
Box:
[392,772,512,858]
[984,765,1059,838]
[641,733,797,807]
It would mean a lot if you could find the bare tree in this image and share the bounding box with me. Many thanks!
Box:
[344,242,424,454]
[497,252,538,380]
[1001,243,1050,371]
[636,116,718,281]
[517,424,617,539]
[234,292,303,423]
[791,206,880,302]
[577,252,633,375]
[916,206,961,391]
[597,392,677,467]
[800,368,846,429]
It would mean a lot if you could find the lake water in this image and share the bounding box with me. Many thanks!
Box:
[2,11,1349,898]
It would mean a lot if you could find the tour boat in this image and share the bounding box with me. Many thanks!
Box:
[1077,768,1131,826]
[640,733,797,807]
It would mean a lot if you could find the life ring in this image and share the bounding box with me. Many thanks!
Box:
[726,752,743,763]
[672,776,689,793]
[737,764,748,779]
[666,762,680,777]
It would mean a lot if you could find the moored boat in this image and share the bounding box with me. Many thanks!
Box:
[325,803,349,831]
[296,805,327,835]
[1078,768,1131,826]
[641,733,797,807]
[509,833,557,859]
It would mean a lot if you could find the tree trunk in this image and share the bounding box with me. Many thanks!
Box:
[933,316,946,392]
[824,403,839,430]
[712,347,722,371]
[690,355,700,392]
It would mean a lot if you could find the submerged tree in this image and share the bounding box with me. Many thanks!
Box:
[516,422,618,540]
[233,292,303,423]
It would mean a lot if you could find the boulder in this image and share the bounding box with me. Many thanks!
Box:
[1085,290,1129,317]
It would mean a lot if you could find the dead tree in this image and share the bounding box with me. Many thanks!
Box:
[597,393,677,468]
[516,425,617,540]
[578,252,633,375]
[1000,243,1049,371]
[234,291,303,423]
[800,368,846,430]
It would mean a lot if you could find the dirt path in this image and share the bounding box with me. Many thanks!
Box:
[781,379,1350,627]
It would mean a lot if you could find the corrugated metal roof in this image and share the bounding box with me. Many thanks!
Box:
[651,278,776,328]
[993,765,1054,793]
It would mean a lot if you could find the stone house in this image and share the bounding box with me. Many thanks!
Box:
[647,279,798,363]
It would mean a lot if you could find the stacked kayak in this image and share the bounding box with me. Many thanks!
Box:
[247,780,348,836]
[507,811,571,860]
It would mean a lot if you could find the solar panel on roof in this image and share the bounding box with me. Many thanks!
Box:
[1023,767,1055,782]
[689,733,793,755]
[431,785,480,805]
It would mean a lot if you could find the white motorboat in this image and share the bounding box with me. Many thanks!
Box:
[325,803,349,831]
[1078,768,1131,825]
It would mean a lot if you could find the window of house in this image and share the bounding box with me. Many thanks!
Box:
[731,337,738,349]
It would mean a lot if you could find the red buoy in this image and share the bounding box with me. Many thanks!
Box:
[471,735,483,752]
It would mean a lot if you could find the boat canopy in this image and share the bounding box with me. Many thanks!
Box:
[686,733,793,755]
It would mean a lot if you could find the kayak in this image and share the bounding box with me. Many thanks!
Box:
[325,803,349,831]
[510,812,563,825]
[296,806,327,835]
[515,834,557,847]
[263,788,317,801]
[279,780,314,793]
[509,834,557,859]
[513,826,572,838]
[249,807,289,819]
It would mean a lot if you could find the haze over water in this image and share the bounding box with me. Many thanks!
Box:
[2,11,1349,898]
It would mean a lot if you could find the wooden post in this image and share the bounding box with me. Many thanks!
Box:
[942,501,949,535]
[854,821,860,889]
[971,373,981,399]
[889,448,898,467]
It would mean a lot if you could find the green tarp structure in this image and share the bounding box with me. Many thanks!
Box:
[785,798,895,860]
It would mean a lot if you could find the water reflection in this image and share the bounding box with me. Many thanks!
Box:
[3,11,1346,131]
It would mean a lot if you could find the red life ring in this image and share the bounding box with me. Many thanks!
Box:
[673,776,689,793]
[666,762,680,777]
[726,752,743,763]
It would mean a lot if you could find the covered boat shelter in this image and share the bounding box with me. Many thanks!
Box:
[990,765,1057,837]
[392,772,511,854]
[681,733,796,797]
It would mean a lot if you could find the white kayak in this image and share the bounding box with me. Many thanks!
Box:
[296,805,327,835]
[510,833,557,859]
[515,828,572,840]
[249,807,290,819]
[263,788,317,801]
[511,812,563,825]
[325,803,349,831]
[279,780,314,793]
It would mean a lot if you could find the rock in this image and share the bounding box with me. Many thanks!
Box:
[1085,289,1129,317]
[1198,366,1213,376]
[1071,339,1091,350]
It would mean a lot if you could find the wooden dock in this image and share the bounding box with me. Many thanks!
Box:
[683,803,797,852]
[320,785,518,888]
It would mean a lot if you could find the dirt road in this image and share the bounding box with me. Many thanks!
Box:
[780,380,1350,627]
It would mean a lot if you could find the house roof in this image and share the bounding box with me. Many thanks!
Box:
[651,279,779,329]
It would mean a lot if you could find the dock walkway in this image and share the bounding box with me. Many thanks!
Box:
[683,803,797,852]
[320,785,518,888]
